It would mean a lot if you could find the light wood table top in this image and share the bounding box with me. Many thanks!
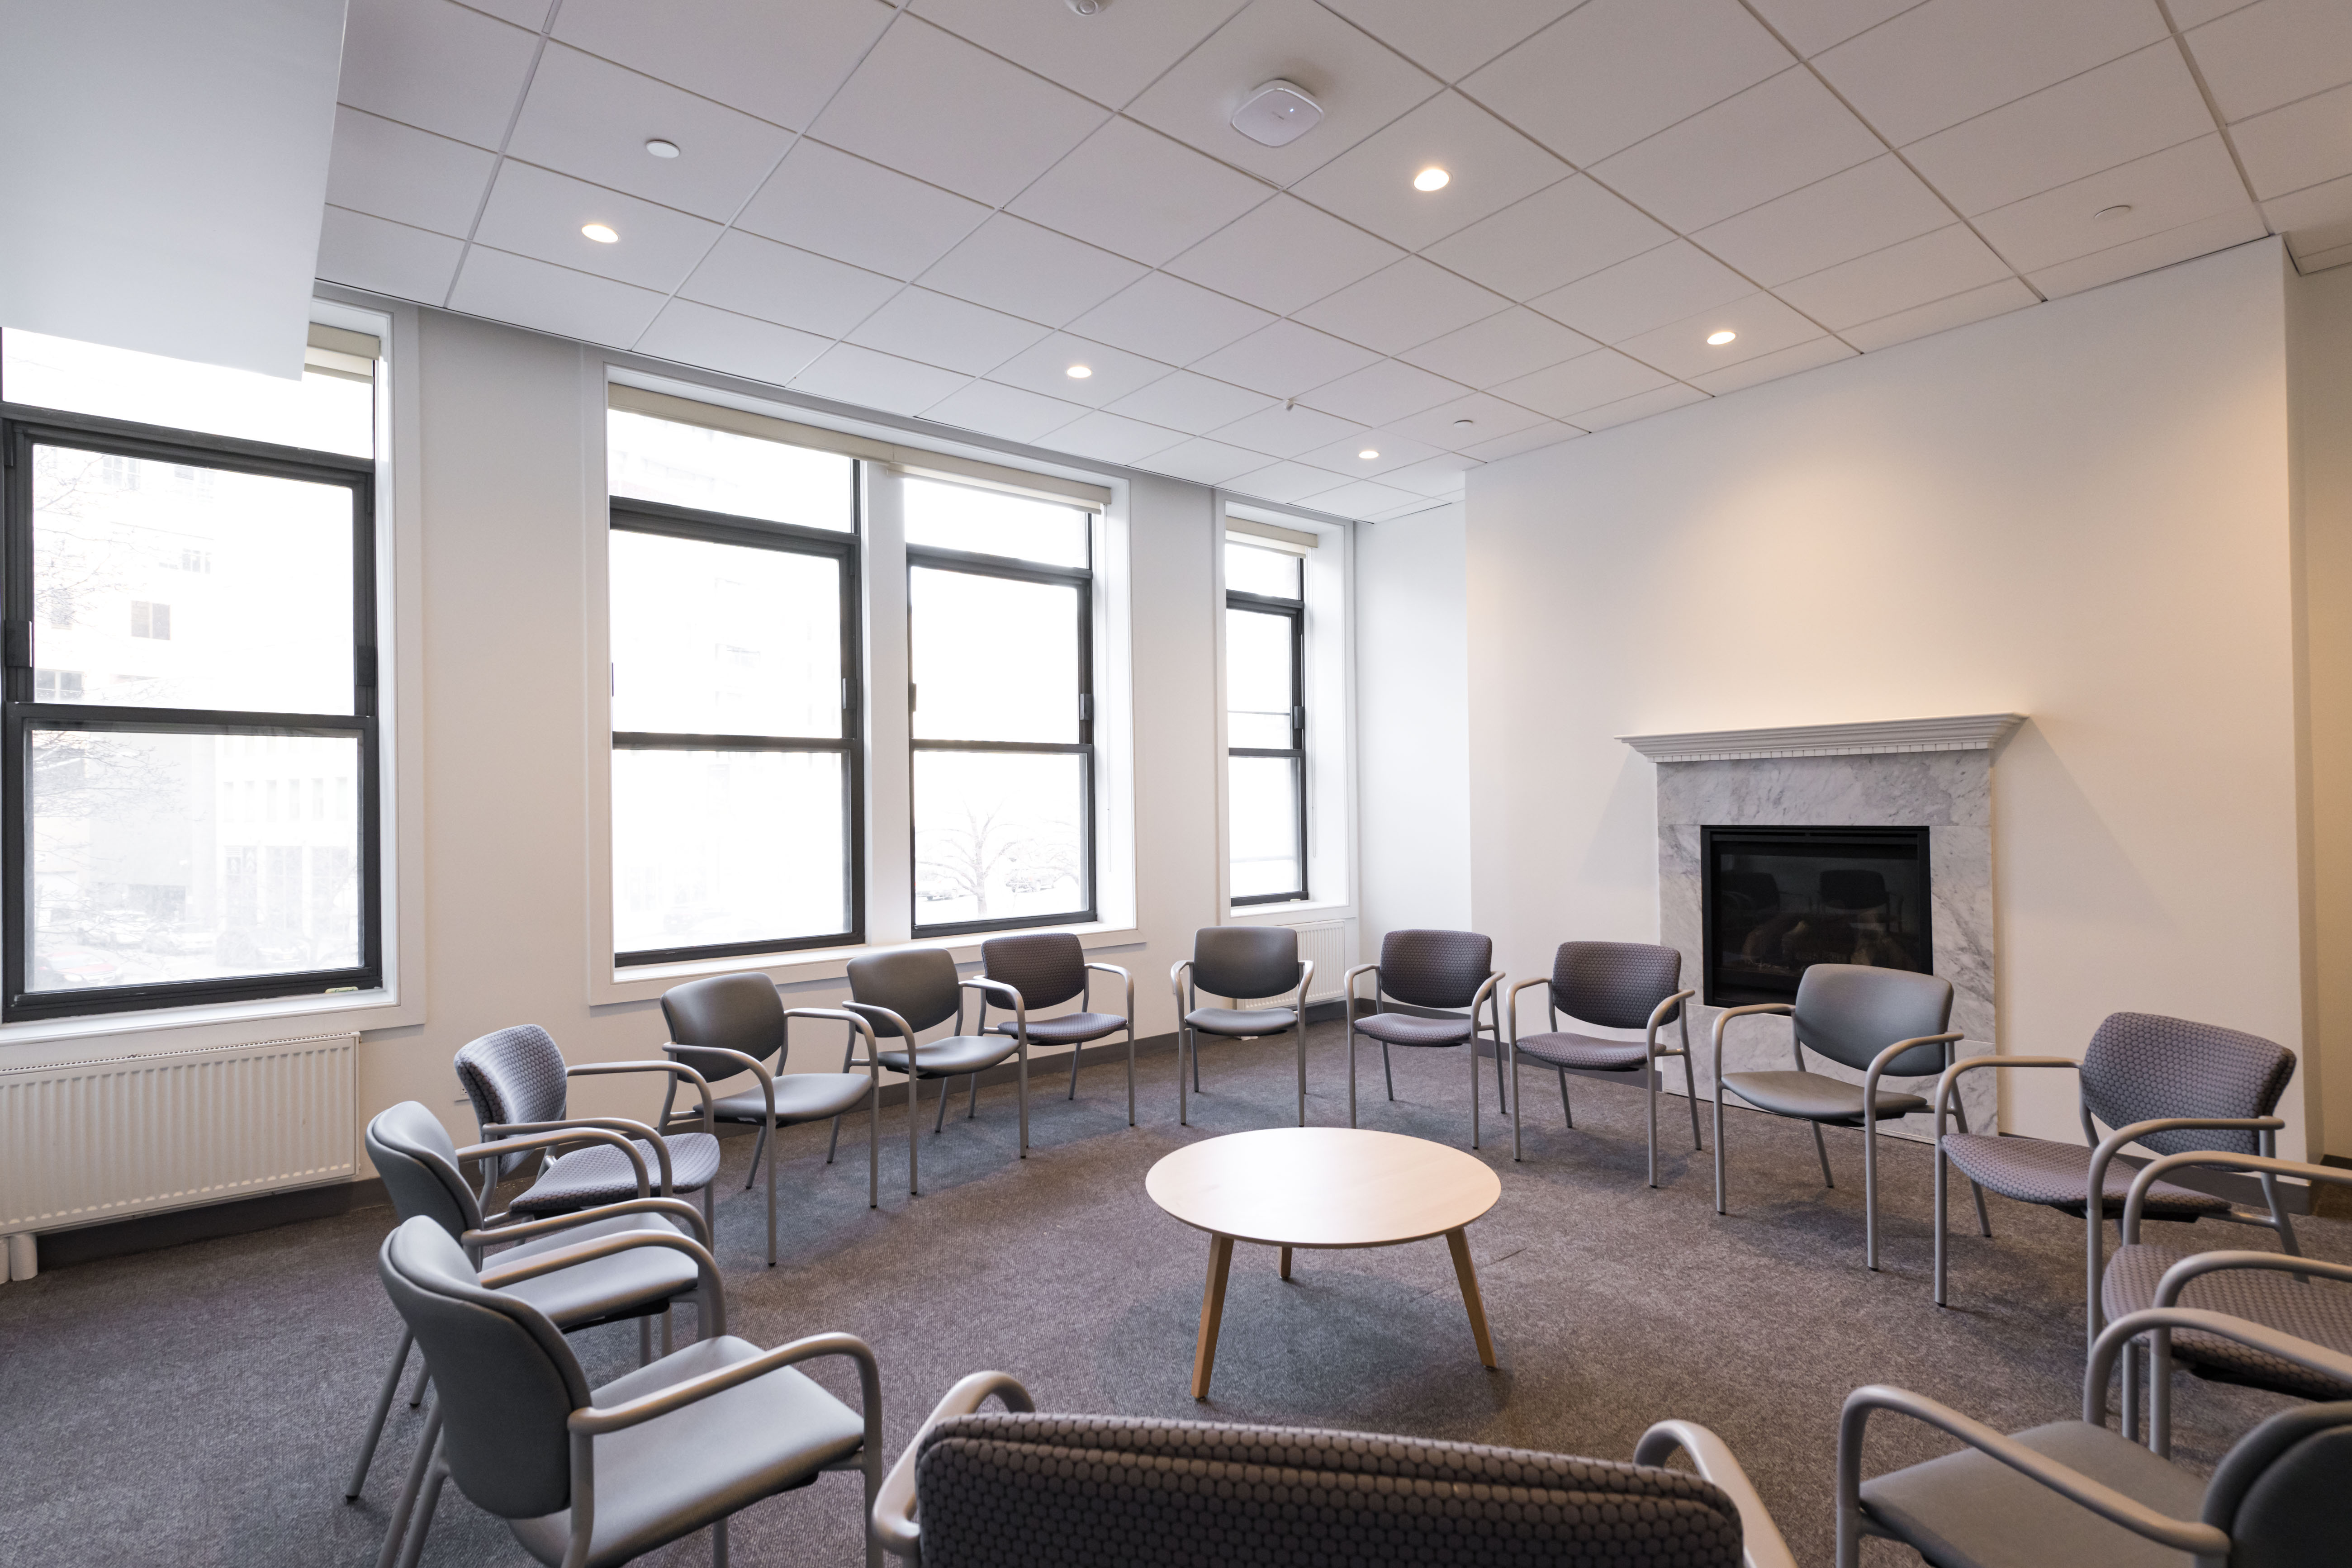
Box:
[1147,1127,1501,1249]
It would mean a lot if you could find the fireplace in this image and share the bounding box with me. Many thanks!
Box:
[1701,824,1931,1007]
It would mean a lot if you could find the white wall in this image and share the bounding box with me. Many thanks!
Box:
[1461,239,2316,1155]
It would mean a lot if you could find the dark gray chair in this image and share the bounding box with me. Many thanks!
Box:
[1837,1306,2352,1568]
[376,1214,882,1568]
[1711,963,1962,1269]
[660,974,883,1265]
[1339,929,1502,1147]
[873,1371,1796,1568]
[1171,926,1315,1128]
[1507,939,1700,1185]
[455,1024,724,1235]
[1929,1010,2297,1313]
[845,947,1027,1198]
[977,933,1134,1125]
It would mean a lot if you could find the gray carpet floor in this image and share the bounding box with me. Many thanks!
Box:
[3,1022,2343,1567]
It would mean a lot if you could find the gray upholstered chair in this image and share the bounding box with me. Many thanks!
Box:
[1711,963,1962,1269]
[977,933,1134,1125]
[355,1102,711,1567]
[1507,940,1700,1185]
[1837,1306,2352,1568]
[376,1214,882,1568]
[1929,1010,2297,1312]
[454,1024,724,1234]
[660,973,883,1265]
[844,947,1027,1198]
[1171,926,1315,1128]
[873,1371,1796,1568]
[1338,929,1503,1147]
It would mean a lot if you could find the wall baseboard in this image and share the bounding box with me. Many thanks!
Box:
[32,1178,393,1272]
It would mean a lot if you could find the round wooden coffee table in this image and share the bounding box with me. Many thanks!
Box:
[1145,1127,1503,1398]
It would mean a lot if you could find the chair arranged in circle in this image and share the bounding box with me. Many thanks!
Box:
[1339,928,1504,1146]
[976,932,1135,1125]
[1171,925,1315,1127]
[845,947,1029,1196]
[1507,939,1699,1184]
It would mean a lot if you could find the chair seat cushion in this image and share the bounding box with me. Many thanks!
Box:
[990,1011,1125,1044]
[508,1334,866,1568]
[711,1074,871,1127]
[1185,1006,1296,1037]
[489,1213,700,1330]
[1859,1418,2206,1568]
[1941,1133,2229,1218]
[2101,1245,2352,1401]
[510,1134,722,1216]
[1721,1070,1925,1123]
[1353,1011,1473,1047]
[1515,1031,1648,1071]
[877,1035,1015,1078]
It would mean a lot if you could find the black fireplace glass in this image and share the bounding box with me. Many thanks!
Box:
[1701,825,1931,1007]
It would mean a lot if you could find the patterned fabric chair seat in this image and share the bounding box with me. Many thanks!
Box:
[988,1011,1124,1045]
[1184,1005,1296,1037]
[510,1134,723,1217]
[1723,1071,1927,1125]
[1514,1030,1658,1072]
[1351,1010,1473,1047]
[1942,1132,2229,1219]
[2100,1244,2352,1401]
[876,1036,1014,1078]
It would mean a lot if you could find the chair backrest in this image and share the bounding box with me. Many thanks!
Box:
[1553,940,1683,1030]
[661,972,785,1085]
[846,947,961,1037]
[453,1025,570,1179]
[1377,928,1492,1010]
[2080,1012,2295,1156]
[366,1101,483,1238]
[2201,1399,2352,1565]
[1192,925,1300,1003]
[912,1412,1743,1568]
[981,933,1087,1011]
[1790,963,1954,1076]
[377,1216,589,1522]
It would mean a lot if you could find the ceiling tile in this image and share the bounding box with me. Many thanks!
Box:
[735,140,991,280]
[988,334,1172,406]
[1293,258,1511,355]
[1187,319,1385,397]
[1592,67,1882,233]
[1841,275,2037,351]
[553,0,893,129]
[1287,92,1573,251]
[678,229,901,336]
[1223,461,1351,503]
[634,299,833,385]
[2291,238,2352,272]
[792,343,971,415]
[339,0,539,149]
[474,162,723,291]
[503,44,792,221]
[316,207,465,303]
[1300,478,1425,516]
[1420,177,1674,301]
[456,0,551,27]
[1970,134,2250,273]
[1124,0,1442,187]
[1526,241,1752,342]
[1815,0,2166,147]
[2186,0,2352,122]
[1745,0,1924,58]
[2231,82,2352,200]
[448,246,668,345]
[844,288,1048,375]
[1105,369,1276,433]
[1294,430,1445,477]
[1319,0,1580,84]
[1461,0,1791,166]
[810,17,1106,207]
[327,107,495,237]
[1209,402,1366,458]
[1295,359,1466,426]
[1066,273,1275,364]
[918,215,1148,326]
[1162,195,1404,316]
[1143,437,1268,485]
[1491,349,1674,419]
[1574,383,1710,430]
[919,379,1093,444]
[2171,0,2262,25]
[2025,204,2267,298]
[1686,334,1858,394]
[1460,420,1582,461]
[1690,155,1955,284]
[1040,410,1187,464]
[1008,118,1273,266]
[910,0,1246,108]
[1773,225,2013,330]
[1399,306,1598,385]
[1612,292,1826,378]
[2265,171,2352,253]
[1379,454,1479,498]
[1385,392,1550,449]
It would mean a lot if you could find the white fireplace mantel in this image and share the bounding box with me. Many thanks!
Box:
[1617,713,2027,764]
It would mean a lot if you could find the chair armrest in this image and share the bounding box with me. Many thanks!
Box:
[785,1007,882,1077]
[1342,962,1379,1020]
[480,1228,724,1327]
[844,1000,915,1047]
[1470,971,1502,1033]
[488,1115,676,1194]
[1633,1420,1797,1568]
[2090,1307,2352,1416]
[1645,988,1698,1055]
[1506,976,1550,1044]
[570,1329,882,1437]
[2088,1116,2284,1341]
[458,1126,651,1199]
[464,1195,710,1255]
[1083,962,1133,1025]
[2154,1249,2352,1304]
[1293,959,1316,1013]
[568,1060,717,1137]
[873,1372,1038,1559]
[1931,1054,2077,1132]
[671,1043,774,1119]
[1711,1003,1791,1082]
[962,977,1024,1039]
[2122,1147,2344,1238]
[1861,1033,1963,1128]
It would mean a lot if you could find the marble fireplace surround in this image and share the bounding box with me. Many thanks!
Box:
[1619,715,2026,1144]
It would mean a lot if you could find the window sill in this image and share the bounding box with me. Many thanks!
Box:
[0,985,419,1060]
[1226,899,1356,923]
[593,919,1145,1006]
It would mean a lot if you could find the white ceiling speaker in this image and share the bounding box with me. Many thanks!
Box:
[1231,80,1323,147]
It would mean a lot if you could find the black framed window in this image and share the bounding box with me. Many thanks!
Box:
[906,478,1095,936]
[1226,537,1306,905]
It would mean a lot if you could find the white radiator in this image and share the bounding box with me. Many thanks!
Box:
[0,1032,357,1236]
[1288,920,1350,1004]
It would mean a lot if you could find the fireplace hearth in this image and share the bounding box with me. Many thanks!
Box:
[1701,824,1931,1007]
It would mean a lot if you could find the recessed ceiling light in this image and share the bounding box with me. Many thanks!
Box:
[1413,166,1451,192]
[645,139,680,159]
[1706,329,1737,346]
[581,223,619,244]
[2094,203,2134,221]
[1358,448,1380,460]
[1065,364,1093,379]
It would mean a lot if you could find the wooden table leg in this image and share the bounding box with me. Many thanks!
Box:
[1445,1228,1498,1369]
[1279,1245,1292,1280]
[1192,1234,1235,1399]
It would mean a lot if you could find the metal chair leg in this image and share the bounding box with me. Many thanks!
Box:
[1067,1042,1082,1101]
[1951,1100,1992,1235]
[1491,1034,1508,1113]
[713,1516,729,1568]
[639,1315,653,1366]
[1470,1035,1480,1149]
[1681,1054,1703,1150]
[867,1087,879,1209]
[908,1064,921,1197]
[742,1122,770,1190]
[967,1070,981,1120]
[1811,1122,1835,1188]
[1192,1026,1203,1092]
[1294,1018,1306,1128]
[1646,1070,1659,1188]
[375,1406,443,1568]
[404,1355,430,1410]
[826,1113,842,1165]
[1558,1070,1573,1128]
[1348,1025,1358,1128]
[345,1327,414,1500]
[1712,1083,1728,1216]
[1124,1025,1135,1127]
[1382,1042,1395,1100]
[934,1076,951,1134]
[1934,1138,1950,1306]
[1510,1043,1523,1161]
[394,1440,448,1568]
[1179,1025,1190,1126]
[1017,1040,1029,1155]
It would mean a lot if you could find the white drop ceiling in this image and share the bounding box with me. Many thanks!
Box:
[319,0,2352,521]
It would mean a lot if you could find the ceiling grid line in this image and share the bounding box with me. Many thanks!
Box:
[438,0,568,311]
[2153,0,2266,213]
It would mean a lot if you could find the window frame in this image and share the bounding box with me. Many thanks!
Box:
[607,492,865,967]
[0,403,383,1020]
[1225,564,1308,908]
